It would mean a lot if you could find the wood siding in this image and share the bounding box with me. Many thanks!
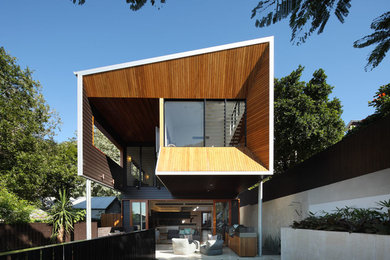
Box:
[83,44,268,99]
[157,147,267,172]
[246,45,270,169]
[83,89,124,188]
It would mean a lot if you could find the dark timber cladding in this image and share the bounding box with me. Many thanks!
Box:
[257,114,390,202]
[83,89,124,188]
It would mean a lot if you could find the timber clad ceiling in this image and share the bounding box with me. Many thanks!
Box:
[89,98,158,144]
[83,43,268,99]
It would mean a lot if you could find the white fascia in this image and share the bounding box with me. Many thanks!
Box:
[77,74,83,177]
[156,171,273,176]
[268,36,275,175]
[74,36,274,76]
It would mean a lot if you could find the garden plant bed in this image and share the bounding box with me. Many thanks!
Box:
[281,227,390,260]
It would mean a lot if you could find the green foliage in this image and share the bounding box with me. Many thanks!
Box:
[292,203,390,235]
[250,0,389,70]
[347,83,390,135]
[274,66,344,174]
[263,235,281,255]
[93,127,121,165]
[0,182,34,224]
[0,47,87,205]
[251,0,352,44]
[354,12,390,70]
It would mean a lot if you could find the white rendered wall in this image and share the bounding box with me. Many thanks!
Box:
[281,228,390,260]
[240,168,390,243]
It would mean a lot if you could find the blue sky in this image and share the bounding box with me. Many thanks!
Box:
[1,0,389,142]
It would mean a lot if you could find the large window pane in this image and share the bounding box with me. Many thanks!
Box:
[165,101,204,147]
[225,101,246,146]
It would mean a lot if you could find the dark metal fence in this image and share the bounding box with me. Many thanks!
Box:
[0,222,98,253]
[0,229,155,260]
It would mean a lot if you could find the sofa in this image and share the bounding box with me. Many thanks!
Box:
[200,239,224,256]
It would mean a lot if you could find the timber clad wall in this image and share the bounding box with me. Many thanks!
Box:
[82,90,123,188]
[246,46,269,169]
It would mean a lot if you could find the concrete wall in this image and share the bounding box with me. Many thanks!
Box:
[281,227,390,260]
[240,168,390,243]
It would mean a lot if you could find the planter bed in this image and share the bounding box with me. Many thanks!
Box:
[281,227,390,260]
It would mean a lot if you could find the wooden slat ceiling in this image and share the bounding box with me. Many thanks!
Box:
[157,147,267,172]
[83,43,268,99]
[89,98,158,144]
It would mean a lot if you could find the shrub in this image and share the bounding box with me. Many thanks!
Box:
[291,201,390,235]
[0,182,34,224]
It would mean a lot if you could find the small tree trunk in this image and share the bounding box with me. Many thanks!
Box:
[57,225,65,243]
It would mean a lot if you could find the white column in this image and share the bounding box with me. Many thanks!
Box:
[258,181,263,256]
[86,179,92,240]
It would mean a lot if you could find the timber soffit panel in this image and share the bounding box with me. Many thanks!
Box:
[81,41,268,99]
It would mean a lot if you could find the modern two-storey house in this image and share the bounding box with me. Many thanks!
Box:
[75,37,274,244]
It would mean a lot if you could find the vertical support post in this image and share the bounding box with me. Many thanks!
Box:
[258,181,263,256]
[86,179,92,240]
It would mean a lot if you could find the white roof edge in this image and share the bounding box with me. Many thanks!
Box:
[156,170,273,176]
[74,36,274,76]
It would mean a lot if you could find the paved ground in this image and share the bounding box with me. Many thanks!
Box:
[156,244,281,260]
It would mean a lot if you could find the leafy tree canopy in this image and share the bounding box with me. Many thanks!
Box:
[274,66,345,174]
[0,47,85,205]
[0,182,34,224]
[347,82,390,135]
[73,0,388,70]
[251,0,389,70]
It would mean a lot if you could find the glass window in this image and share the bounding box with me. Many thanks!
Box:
[205,101,225,147]
[165,101,204,147]
[164,100,246,147]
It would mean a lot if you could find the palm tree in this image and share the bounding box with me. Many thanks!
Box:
[49,189,75,243]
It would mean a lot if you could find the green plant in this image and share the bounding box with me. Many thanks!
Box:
[263,235,281,255]
[377,199,390,219]
[49,189,76,243]
[0,182,34,224]
[292,203,390,235]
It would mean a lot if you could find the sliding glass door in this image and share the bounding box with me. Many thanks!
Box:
[130,200,148,230]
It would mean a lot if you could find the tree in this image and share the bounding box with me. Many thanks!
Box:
[73,0,388,70]
[49,189,83,243]
[251,1,389,70]
[0,182,34,224]
[0,46,60,203]
[353,12,390,70]
[274,66,344,174]
[0,47,88,206]
[347,82,390,135]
